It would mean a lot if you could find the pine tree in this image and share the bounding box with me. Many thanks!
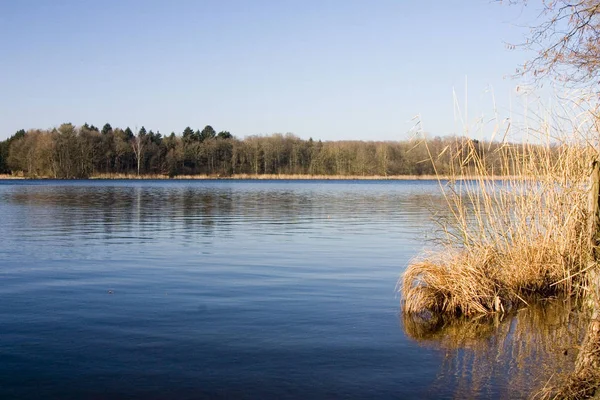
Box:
[200,125,216,142]
[101,123,113,135]
[217,131,232,140]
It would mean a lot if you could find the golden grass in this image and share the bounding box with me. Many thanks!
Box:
[401,102,599,319]
[0,173,24,179]
[399,92,600,398]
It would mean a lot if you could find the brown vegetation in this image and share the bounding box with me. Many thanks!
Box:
[401,134,595,317]
[400,96,600,398]
[0,123,526,179]
[0,173,23,179]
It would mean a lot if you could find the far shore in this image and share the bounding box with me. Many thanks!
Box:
[0,173,523,181]
[0,174,25,180]
[92,173,450,180]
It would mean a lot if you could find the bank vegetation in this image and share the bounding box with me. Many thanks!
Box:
[400,99,600,399]
[0,123,541,179]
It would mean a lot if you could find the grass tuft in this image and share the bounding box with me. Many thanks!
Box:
[401,98,598,319]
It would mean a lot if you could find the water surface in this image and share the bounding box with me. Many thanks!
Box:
[0,180,578,399]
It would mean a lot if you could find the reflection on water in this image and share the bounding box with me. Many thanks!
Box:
[0,180,444,400]
[0,179,584,399]
[403,300,586,399]
[2,181,437,243]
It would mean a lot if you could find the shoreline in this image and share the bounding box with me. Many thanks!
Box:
[0,173,520,181]
[92,173,448,180]
[0,174,25,180]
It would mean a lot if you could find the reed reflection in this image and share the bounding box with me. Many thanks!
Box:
[403,300,587,399]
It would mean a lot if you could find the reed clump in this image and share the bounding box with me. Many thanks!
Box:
[401,106,598,319]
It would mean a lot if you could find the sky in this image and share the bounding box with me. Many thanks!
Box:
[0,0,544,141]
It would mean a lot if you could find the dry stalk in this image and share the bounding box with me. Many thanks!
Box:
[401,100,598,319]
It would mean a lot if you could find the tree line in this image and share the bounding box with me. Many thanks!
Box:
[0,122,516,178]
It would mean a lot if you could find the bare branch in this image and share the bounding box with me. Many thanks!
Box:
[507,0,600,87]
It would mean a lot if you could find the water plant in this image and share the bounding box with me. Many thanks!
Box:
[402,95,598,317]
[400,92,600,398]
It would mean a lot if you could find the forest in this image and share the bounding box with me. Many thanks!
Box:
[0,123,513,178]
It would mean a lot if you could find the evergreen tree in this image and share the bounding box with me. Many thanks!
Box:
[14,129,26,140]
[199,125,216,142]
[182,127,195,141]
[101,123,113,135]
[0,139,9,173]
[124,127,134,140]
[217,131,233,140]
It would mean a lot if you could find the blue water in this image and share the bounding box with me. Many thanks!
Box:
[0,180,575,399]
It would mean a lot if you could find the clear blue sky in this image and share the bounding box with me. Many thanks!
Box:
[0,0,542,141]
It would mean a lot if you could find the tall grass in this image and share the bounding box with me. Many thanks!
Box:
[401,95,599,318]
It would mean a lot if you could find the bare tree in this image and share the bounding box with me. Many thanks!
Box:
[132,126,146,176]
[510,0,600,86]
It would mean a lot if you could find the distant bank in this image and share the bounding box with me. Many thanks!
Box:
[0,173,519,181]
[0,173,437,180]
[0,174,24,180]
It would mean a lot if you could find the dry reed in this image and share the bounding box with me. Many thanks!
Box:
[401,98,599,319]
[0,173,24,179]
[400,94,600,397]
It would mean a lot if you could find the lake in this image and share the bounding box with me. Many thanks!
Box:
[0,180,581,399]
